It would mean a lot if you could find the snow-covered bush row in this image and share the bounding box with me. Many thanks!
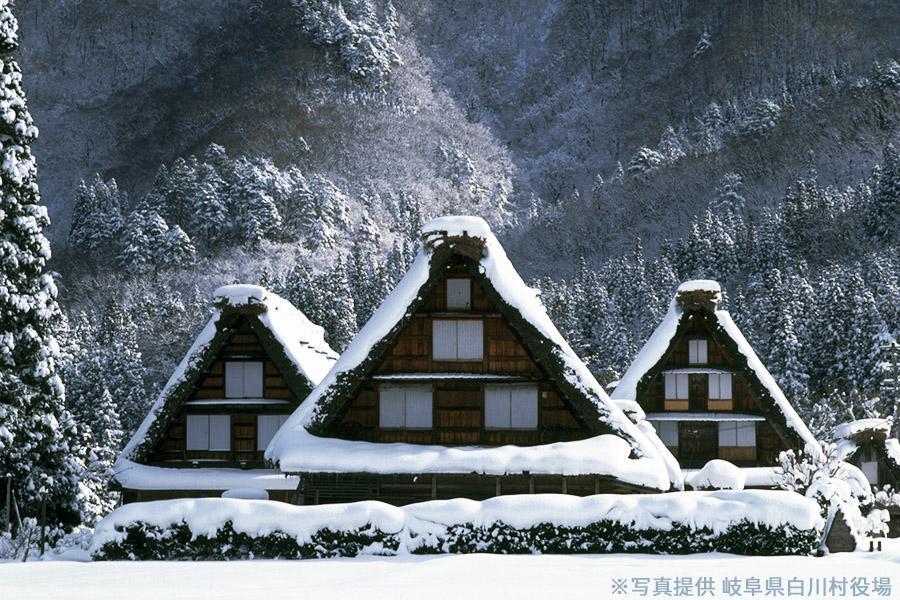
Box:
[91,492,823,560]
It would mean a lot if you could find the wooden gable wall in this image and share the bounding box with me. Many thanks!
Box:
[327,260,591,446]
[148,316,301,466]
[637,312,790,468]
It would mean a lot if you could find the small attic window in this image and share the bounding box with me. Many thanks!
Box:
[225,361,264,398]
[446,278,471,310]
[688,339,708,364]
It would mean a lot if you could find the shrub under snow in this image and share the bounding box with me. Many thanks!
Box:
[91,492,823,560]
[685,460,746,491]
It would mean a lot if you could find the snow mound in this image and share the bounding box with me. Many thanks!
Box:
[685,460,746,491]
[221,488,270,500]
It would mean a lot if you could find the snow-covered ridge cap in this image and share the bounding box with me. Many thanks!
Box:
[677,279,721,294]
[834,418,893,441]
[214,284,270,307]
[421,215,494,241]
[676,279,721,312]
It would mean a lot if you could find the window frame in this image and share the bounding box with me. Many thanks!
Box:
[446,278,472,310]
[185,414,232,451]
[664,373,690,400]
[718,421,756,448]
[257,414,290,451]
[378,385,433,430]
[484,384,539,430]
[432,319,484,361]
[708,373,733,400]
[688,339,708,365]
[650,420,679,447]
[224,360,265,398]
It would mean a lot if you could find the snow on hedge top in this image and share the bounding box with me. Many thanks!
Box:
[833,418,892,441]
[611,281,818,453]
[268,215,679,489]
[119,285,337,461]
[677,279,721,294]
[90,490,823,555]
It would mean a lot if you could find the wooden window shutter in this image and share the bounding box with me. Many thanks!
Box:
[446,278,471,310]
[484,387,511,428]
[457,320,484,360]
[510,386,538,429]
[432,320,457,360]
[186,415,209,450]
[208,415,231,451]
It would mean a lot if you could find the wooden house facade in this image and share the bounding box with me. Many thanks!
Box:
[113,285,338,503]
[267,216,678,505]
[611,280,819,480]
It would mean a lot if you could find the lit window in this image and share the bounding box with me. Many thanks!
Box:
[257,414,290,451]
[446,278,471,310]
[664,373,689,399]
[484,385,538,429]
[650,420,679,447]
[718,422,755,447]
[688,339,708,364]
[225,361,264,398]
[379,385,433,429]
[433,320,483,360]
[708,373,733,399]
[186,415,231,451]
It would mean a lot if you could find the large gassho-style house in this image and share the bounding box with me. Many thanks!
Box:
[265,216,681,504]
[610,280,819,487]
[112,285,338,502]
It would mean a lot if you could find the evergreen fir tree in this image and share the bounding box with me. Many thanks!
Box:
[190,162,229,246]
[68,174,125,258]
[0,1,82,526]
[866,143,900,242]
[117,205,170,273]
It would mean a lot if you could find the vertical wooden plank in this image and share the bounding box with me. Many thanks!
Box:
[561,476,567,494]
[495,477,501,496]
[431,476,437,500]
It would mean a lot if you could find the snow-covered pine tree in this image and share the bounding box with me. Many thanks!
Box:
[117,204,171,273]
[68,175,125,258]
[866,143,899,243]
[657,126,686,163]
[230,157,282,246]
[0,0,82,527]
[189,161,229,246]
[70,386,121,524]
[162,225,197,269]
[710,172,746,214]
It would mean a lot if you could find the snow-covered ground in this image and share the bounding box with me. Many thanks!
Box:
[2,543,899,600]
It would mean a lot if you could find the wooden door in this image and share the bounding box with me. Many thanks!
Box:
[678,421,717,468]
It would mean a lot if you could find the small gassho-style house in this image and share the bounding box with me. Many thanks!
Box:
[112,285,338,503]
[267,216,681,505]
[834,418,900,536]
[610,280,819,487]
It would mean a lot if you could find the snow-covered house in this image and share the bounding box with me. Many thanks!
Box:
[112,285,338,503]
[267,216,680,505]
[834,418,900,536]
[834,418,900,488]
[611,280,818,484]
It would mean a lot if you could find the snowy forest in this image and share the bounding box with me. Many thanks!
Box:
[0,0,897,537]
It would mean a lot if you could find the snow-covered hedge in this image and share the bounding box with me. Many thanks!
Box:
[91,491,823,560]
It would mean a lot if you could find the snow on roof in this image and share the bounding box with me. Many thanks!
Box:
[112,459,299,491]
[119,285,338,462]
[677,279,721,294]
[683,466,779,489]
[268,215,680,490]
[611,281,819,454]
[833,418,892,441]
[266,432,671,487]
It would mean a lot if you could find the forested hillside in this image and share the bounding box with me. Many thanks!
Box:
[7,0,898,523]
